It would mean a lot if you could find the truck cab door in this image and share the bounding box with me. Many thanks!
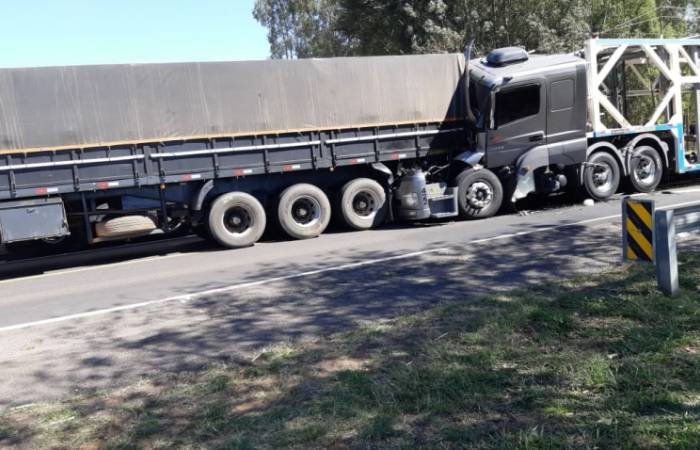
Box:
[545,67,587,166]
[485,81,546,169]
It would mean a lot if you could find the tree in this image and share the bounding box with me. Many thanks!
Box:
[336,0,591,55]
[254,0,699,58]
[253,0,348,58]
[335,0,462,55]
[589,0,700,37]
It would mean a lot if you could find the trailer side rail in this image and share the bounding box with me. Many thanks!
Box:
[0,121,465,201]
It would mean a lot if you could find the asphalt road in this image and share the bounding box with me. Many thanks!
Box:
[0,186,699,408]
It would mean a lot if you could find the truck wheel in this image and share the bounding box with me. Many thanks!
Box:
[628,145,663,193]
[583,152,620,201]
[278,183,331,239]
[339,178,388,230]
[208,192,266,248]
[455,168,503,219]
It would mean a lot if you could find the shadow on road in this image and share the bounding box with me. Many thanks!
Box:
[2,221,698,448]
[0,219,631,409]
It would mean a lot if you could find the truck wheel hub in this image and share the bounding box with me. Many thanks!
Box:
[292,197,321,226]
[224,206,252,234]
[467,181,493,209]
[593,165,611,188]
[352,192,376,217]
[635,156,655,183]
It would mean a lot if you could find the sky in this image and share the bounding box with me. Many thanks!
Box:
[0,0,270,68]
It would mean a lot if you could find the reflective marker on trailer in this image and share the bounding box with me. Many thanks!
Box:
[96,181,120,190]
[36,187,59,195]
[180,174,202,181]
[234,168,254,176]
[283,164,302,172]
[390,153,408,160]
[351,158,366,164]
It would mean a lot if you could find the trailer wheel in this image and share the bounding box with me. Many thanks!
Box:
[339,178,388,230]
[628,145,663,193]
[583,152,620,201]
[208,192,266,248]
[455,168,503,219]
[278,183,331,239]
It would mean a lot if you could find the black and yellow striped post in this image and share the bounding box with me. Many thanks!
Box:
[622,197,655,263]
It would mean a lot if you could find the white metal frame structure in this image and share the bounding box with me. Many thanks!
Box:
[586,38,700,132]
[586,38,700,173]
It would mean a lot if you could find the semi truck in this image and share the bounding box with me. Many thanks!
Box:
[0,38,698,253]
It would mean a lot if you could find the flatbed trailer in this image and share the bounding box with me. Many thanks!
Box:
[1,38,698,253]
[0,120,464,246]
[0,54,472,250]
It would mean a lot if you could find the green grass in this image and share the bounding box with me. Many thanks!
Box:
[1,254,699,449]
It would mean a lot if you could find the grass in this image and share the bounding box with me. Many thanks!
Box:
[1,254,699,449]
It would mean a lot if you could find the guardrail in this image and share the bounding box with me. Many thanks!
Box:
[654,202,700,296]
[622,197,700,296]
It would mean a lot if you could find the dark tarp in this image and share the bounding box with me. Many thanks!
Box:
[0,54,466,153]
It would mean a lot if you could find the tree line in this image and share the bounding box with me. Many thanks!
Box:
[253,0,699,58]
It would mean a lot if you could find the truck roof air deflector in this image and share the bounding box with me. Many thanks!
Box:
[486,47,529,66]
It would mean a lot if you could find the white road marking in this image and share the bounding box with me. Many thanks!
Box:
[1,197,699,333]
[469,214,619,244]
[657,199,700,210]
[660,187,700,195]
[0,248,448,333]
[630,188,700,197]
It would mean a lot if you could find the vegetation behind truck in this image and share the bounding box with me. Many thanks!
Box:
[0,38,698,253]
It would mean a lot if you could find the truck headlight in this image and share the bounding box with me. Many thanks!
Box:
[402,193,418,207]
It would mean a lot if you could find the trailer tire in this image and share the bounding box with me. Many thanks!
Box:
[455,168,503,219]
[95,215,157,238]
[339,178,388,230]
[208,192,266,248]
[628,145,663,193]
[278,183,331,239]
[583,152,620,201]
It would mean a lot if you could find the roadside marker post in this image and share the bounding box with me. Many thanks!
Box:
[621,197,655,263]
[654,209,679,296]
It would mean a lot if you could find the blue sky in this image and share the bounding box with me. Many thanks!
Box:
[0,0,270,67]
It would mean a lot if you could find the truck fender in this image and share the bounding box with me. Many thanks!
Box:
[371,163,394,185]
[623,133,670,171]
[454,149,485,167]
[193,180,215,211]
[585,142,626,177]
[511,145,549,202]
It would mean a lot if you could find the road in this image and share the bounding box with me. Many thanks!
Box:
[0,187,699,408]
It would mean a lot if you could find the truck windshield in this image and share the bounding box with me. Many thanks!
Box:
[468,80,490,130]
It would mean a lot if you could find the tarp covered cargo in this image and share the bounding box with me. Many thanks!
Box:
[0,54,466,153]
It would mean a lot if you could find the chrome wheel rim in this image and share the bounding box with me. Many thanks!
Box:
[591,162,614,192]
[633,155,657,186]
[466,181,493,209]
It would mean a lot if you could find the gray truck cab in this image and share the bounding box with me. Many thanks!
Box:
[466,48,588,201]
